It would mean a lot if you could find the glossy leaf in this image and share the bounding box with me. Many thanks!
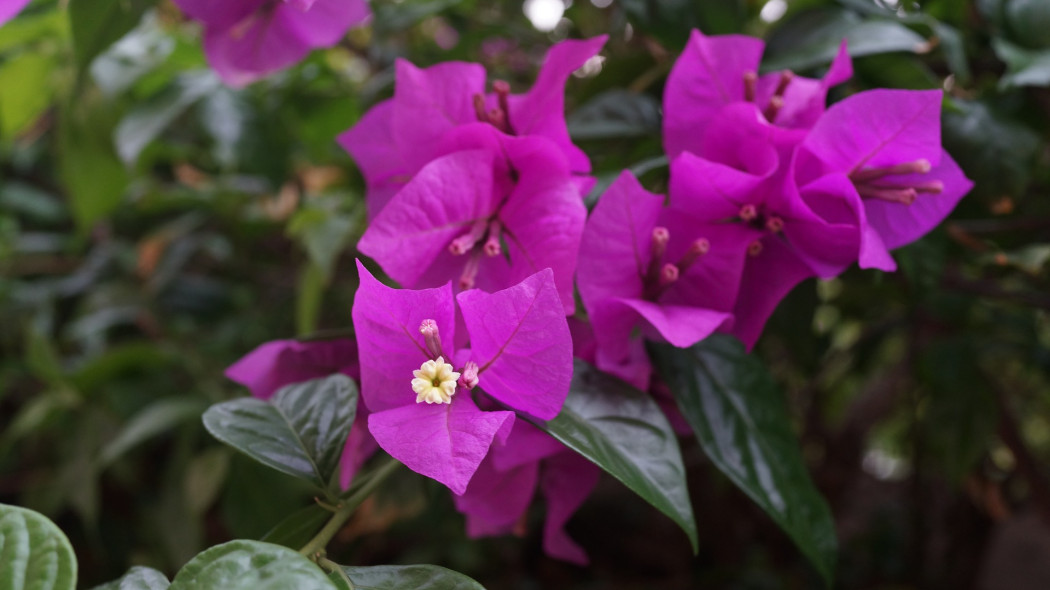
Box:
[653,336,837,583]
[0,503,77,590]
[202,374,358,489]
[339,564,486,590]
[525,359,698,551]
[169,540,335,590]
[763,8,928,72]
[90,566,170,590]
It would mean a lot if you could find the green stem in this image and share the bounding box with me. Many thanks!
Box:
[299,456,401,557]
[317,555,355,589]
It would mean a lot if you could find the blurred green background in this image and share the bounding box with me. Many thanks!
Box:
[3,0,1050,587]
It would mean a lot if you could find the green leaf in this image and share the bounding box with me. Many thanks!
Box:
[0,503,77,590]
[260,504,331,550]
[620,0,745,47]
[286,204,355,280]
[0,53,57,137]
[919,339,998,482]
[0,10,69,54]
[169,540,336,590]
[993,38,1050,88]
[942,98,1042,201]
[525,359,698,551]
[98,397,209,466]
[652,336,837,583]
[339,564,486,590]
[58,93,129,231]
[372,0,465,33]
[202,374,359,489]
[114,71,219,165]
[1005,0,1050,49]
[764,8,929,72]
[568,90,661,141]
[69,0,155,74]
[90,566,170,590]
[90,13,175,96]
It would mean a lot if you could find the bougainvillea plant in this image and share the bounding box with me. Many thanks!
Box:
[6,1,1010,587]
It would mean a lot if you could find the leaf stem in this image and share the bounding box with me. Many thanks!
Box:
[299,456,401,558]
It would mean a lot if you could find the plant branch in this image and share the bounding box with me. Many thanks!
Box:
[299,456,401,558]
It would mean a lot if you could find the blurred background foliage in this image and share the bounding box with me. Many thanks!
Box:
[2,0,1050,588]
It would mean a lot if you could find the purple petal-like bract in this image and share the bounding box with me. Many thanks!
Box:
[175,0,369,87]
[368,396,514,495]
[455,421,598,564]
[663,29,851,160]
[340,36,606,220]
[352,260,456,414]
[358,131,584,313]
[352,261,572,493]
[579,171,736,385]
[225,338,359,399]
[0,0,31,27]
[796,89,973,269]
[458,268,573,420]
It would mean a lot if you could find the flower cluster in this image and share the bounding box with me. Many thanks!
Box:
[172,0,370,87]
[226,28,971,566]
[578,29,972,389]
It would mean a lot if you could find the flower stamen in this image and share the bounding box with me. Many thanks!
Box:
[419,319,445,359]
[411,356,460,404]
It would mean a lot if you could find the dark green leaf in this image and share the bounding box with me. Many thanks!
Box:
[1005,0,1050,49]
[568,90,661,141]
[90,566,170,590]
[620,0,745,47]
[202,374,358,489]
[99,397,209,466]
[169,540,336,590]
[69,0,155,74]
[919,339,998,482]
[115,71,219,165]
[339,565,486,590]
[764,8,929,72]
[260,504,331,550]
[942,98,1042,200]
[372,0,465,33]
[993,38,1050,88]
[653,336,837,583]
[526,359,698,551]
[0,503,77,590]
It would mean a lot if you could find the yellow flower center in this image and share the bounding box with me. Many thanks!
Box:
[411,356,460,404]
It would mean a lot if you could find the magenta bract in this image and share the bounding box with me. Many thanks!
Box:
[174,0,370,87]
[351,261,572,494]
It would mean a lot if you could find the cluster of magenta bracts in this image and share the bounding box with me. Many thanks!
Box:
[227,30,971,564]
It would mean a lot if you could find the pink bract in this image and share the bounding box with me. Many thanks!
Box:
[174,0,370,87]
[351,261,572,494]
